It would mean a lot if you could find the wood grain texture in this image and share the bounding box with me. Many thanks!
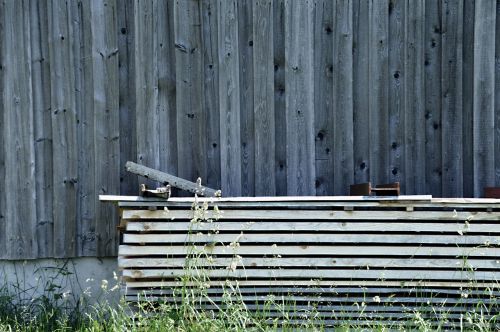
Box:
[118,0,137,196]
[4,0,500,260]
[388,0,404,189]
[496,0,500,187]
[202,0,221,191]
[473,0,496,197]
[273,0,287,195]
[404,0,426,194]
[76,0,96,256]
[4,0,37,258]
[48,0,78,257]
[285,0,315,195]
[253,0,275,196]
[424,0,442,197]
[116,196,500,312]
[125,221,497,233]
[368,0,390,187]
[441,0,464,197]
[175,0,205,186]
[158,0,177,182]
[218,0,242,196]
[313,0,334,195]
[352,0,370,185]
[0,0,5,259]
[122,208,500,221]
[333,0,354,195]
[91,0,120,256]
[30,0,53,257]
[238,0,255,196]
[135,0,159,188]
[462,0,475,198]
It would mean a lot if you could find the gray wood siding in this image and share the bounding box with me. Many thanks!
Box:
[1,0,500,258]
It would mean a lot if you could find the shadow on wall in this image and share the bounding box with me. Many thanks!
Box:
[0,257,120,307]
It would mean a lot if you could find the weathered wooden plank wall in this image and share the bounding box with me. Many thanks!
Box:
[1,0,500,259]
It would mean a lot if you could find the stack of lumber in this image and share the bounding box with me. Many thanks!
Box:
[101,195,500,326]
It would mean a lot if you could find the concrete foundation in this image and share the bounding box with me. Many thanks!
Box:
[0,257,120,306]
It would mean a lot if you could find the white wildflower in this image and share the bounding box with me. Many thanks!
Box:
[101,279,108,290]
[113,271,118,281]
[83,287,92,297]
[461,292,469,299]
[373,295,381,303]
[227,260,238,272]
[62,290,71,299]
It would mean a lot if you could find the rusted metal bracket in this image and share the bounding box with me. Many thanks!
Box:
[139,183,171,199]
[350,182,400,196]
[484,187,500,198]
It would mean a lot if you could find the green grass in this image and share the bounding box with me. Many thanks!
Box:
[1,257,498,331]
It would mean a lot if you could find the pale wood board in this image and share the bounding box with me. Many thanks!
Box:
[118,257,498,269]
[125,279,498,289]
[121,209,500,221]
[119,244,499,257]
[101,194,435,202]
[125,220,498,233]
[122,233,498,246]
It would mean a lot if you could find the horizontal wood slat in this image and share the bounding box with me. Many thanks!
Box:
[125,221,498,233]
[118,257,499,269]
[108,195,500,321]
[125,279,499,288]
[122,233,498,245]
[121,268,498,280]
[119,244,499,257]
[121,209,500,221]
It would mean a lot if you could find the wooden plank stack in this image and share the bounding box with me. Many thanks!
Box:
[101,195,500,325]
